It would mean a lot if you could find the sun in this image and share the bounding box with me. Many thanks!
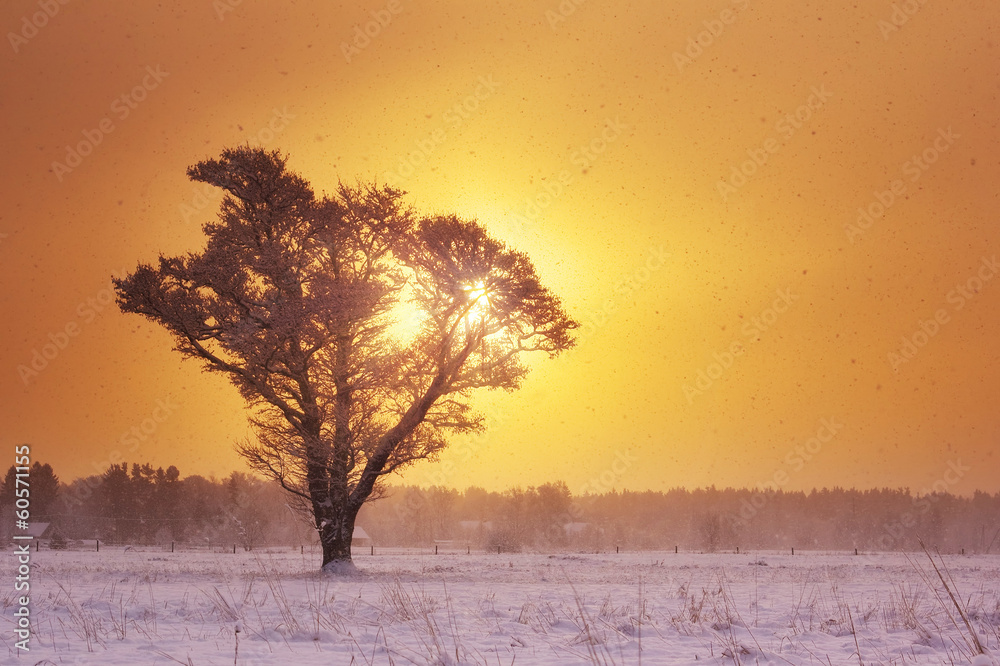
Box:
[389,280,495,343]
[461,280,491,319]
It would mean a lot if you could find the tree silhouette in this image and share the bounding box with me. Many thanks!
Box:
[115,147,577,570]
[0,466,15,507]
[30,462,60,519]
[98,463,135,544]
[1,461,60,519]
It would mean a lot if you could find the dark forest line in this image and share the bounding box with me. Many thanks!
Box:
[3,462,998,553]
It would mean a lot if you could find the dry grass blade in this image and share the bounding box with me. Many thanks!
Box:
[845,603,863,666]
[153,649,197,665]
[918,540,985,655]
[562,567,619,666]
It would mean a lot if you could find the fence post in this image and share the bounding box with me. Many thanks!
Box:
[233,544,236,554]
[435,544,438,555]
[96,539,100,552]
[171,541,174,553]
[371,545,374,556]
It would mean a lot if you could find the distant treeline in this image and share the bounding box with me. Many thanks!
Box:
[0,462,313,549]
[2,463,998,553]
[357,483,1000,554]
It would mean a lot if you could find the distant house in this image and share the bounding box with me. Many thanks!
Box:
[352,526,373,548]
[22,522,55,539]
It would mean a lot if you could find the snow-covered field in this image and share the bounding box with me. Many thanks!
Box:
[4,547,999,665]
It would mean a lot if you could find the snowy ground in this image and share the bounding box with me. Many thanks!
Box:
[3,547,999,665]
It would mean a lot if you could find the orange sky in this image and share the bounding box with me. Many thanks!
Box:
[2,0,998,496]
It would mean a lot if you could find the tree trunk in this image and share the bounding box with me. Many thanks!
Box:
[318,334,359,573]
[318,500,360,573]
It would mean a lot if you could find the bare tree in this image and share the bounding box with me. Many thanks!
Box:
[115,147,577,570]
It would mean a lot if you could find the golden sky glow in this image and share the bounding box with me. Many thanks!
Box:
[2,0,998,495]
